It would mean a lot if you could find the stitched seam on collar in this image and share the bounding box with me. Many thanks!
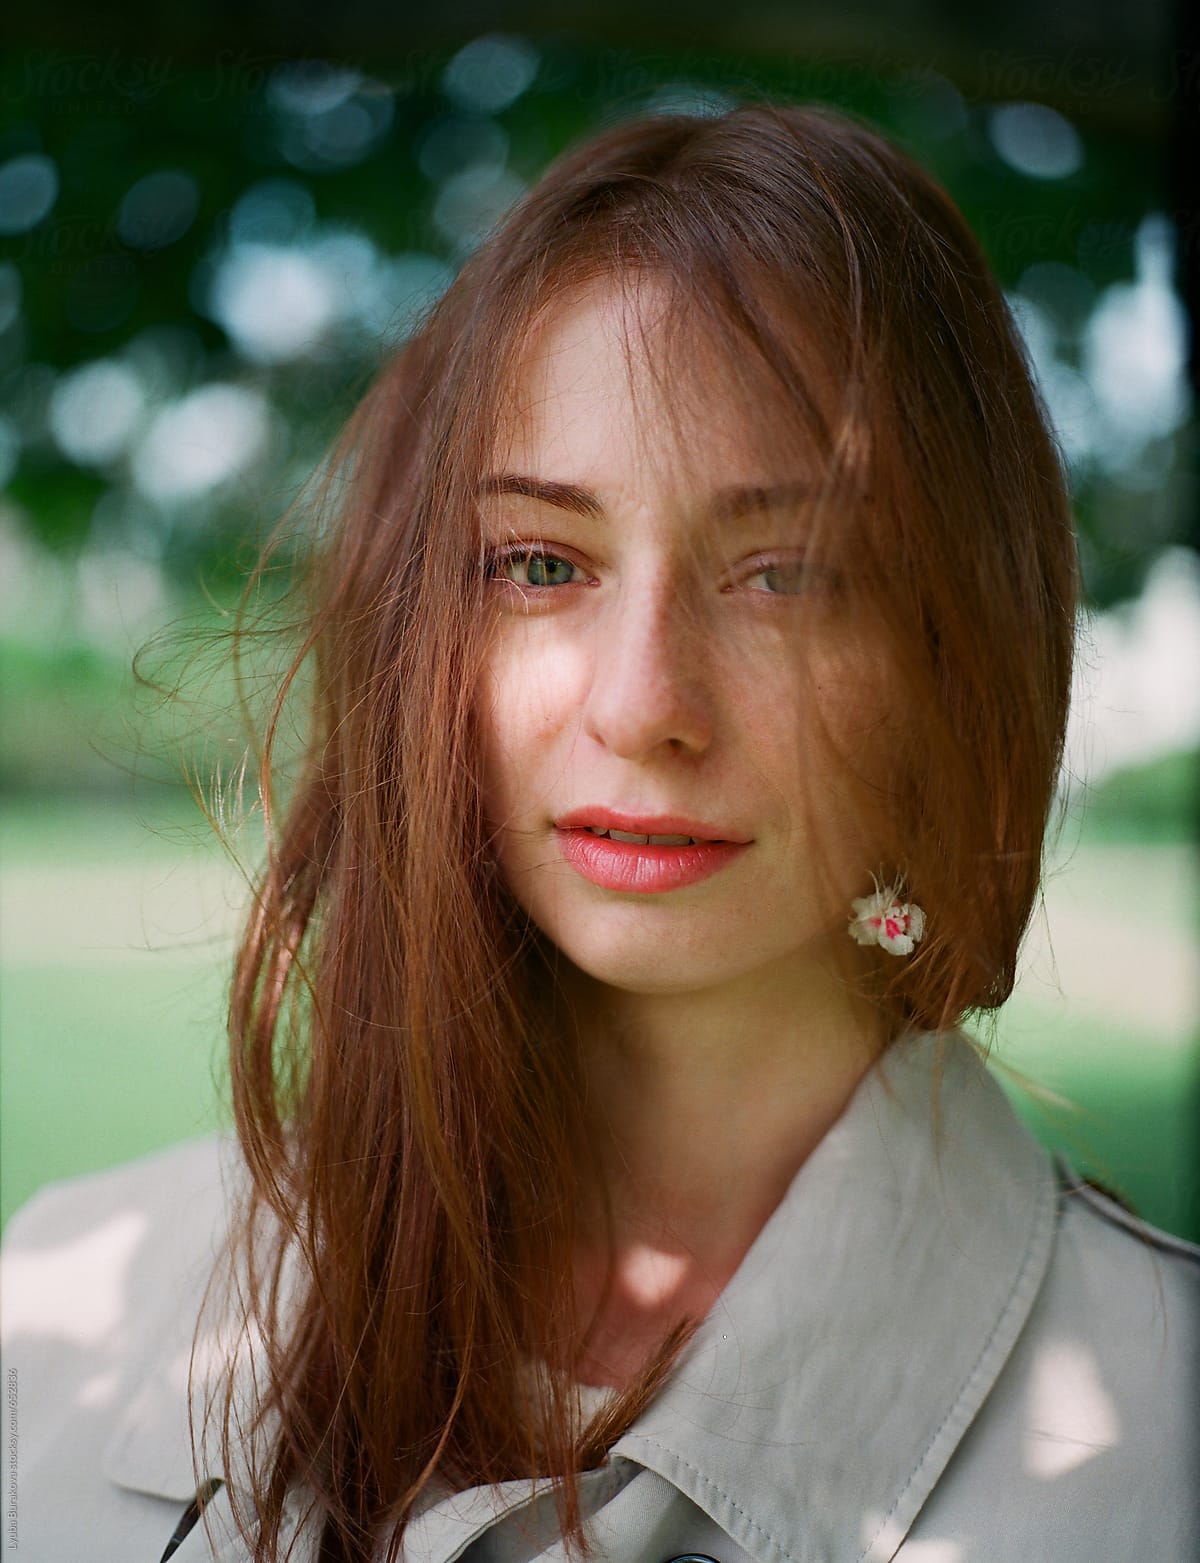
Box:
[625,1434,799,1563]
[855,1156,1058,1563]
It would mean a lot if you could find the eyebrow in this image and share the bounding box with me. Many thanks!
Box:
[477,473,820,523]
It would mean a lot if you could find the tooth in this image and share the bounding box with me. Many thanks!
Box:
[582,826,709,845]
[596,829,699,845]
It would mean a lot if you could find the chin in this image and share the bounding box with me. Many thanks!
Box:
[537,913,806,997]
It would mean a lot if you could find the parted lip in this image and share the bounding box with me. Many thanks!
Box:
[554,806,751,844]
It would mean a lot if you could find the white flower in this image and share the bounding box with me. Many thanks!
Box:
[848,878,926,956]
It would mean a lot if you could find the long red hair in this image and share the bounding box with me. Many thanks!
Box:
[189,99,1079,1561]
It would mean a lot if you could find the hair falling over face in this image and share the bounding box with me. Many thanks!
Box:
[184,99,1080,1563]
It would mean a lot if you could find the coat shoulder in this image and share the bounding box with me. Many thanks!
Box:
[1053,1152,1200,1270]
[3,1132,236,1251]
[1,1131,245,1360]
[907,1150,1200,1560]
[1,1134,253,1562]
[1049,1149,1200,1368]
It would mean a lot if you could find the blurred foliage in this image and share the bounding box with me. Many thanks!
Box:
[0,32,1193,623]
[1078,746,1200,845]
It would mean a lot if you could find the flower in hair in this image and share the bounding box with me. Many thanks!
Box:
[848,875,926,956]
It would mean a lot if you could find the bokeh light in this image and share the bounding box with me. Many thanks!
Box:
[442,35,539,115]
[0,153,59,235]
[129,382,273,505]
[988,101,1085,180]
[116,170,201,252]
[49,359,147,466]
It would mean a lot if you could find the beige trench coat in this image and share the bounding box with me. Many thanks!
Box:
[3,1029,1198,1562]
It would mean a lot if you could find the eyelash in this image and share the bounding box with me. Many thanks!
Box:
[482,546,583,591]
[481,545,839,598]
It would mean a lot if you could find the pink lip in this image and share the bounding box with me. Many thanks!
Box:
[553,806,750,894]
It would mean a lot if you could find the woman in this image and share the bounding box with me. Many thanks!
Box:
[2,100,1196,1563]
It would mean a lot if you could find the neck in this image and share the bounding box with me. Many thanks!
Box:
[551,946,889,1384]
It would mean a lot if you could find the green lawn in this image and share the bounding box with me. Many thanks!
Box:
[3,789,1198,1242]
[1,792,247,1229]
[986,999,1200,1242]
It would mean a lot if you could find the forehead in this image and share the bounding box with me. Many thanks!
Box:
[494,273,828,487]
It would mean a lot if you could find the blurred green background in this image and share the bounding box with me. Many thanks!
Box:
[2,9,1198,1239]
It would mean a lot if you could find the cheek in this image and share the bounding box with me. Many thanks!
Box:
[747,636,898,881]
[814,643,905,863]
[475,658,523,828]
[821,654,893,750]
[737,627,892,760]
[474,631,581,824]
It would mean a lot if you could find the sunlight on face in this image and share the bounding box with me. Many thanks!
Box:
[475,274,892,997]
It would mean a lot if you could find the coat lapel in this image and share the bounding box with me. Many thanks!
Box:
[606,1028,1059,1562]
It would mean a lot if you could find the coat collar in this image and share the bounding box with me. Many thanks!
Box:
[106,1029,1058,1563]
[603,1026,1059,1562]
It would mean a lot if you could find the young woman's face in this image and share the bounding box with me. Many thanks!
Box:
[475,275,892,997]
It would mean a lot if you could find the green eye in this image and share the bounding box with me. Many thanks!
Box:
[745,562,809,594]
[485,548,578,588]
[742,559,843,596]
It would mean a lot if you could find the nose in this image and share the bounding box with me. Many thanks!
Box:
[581,570,714,760]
